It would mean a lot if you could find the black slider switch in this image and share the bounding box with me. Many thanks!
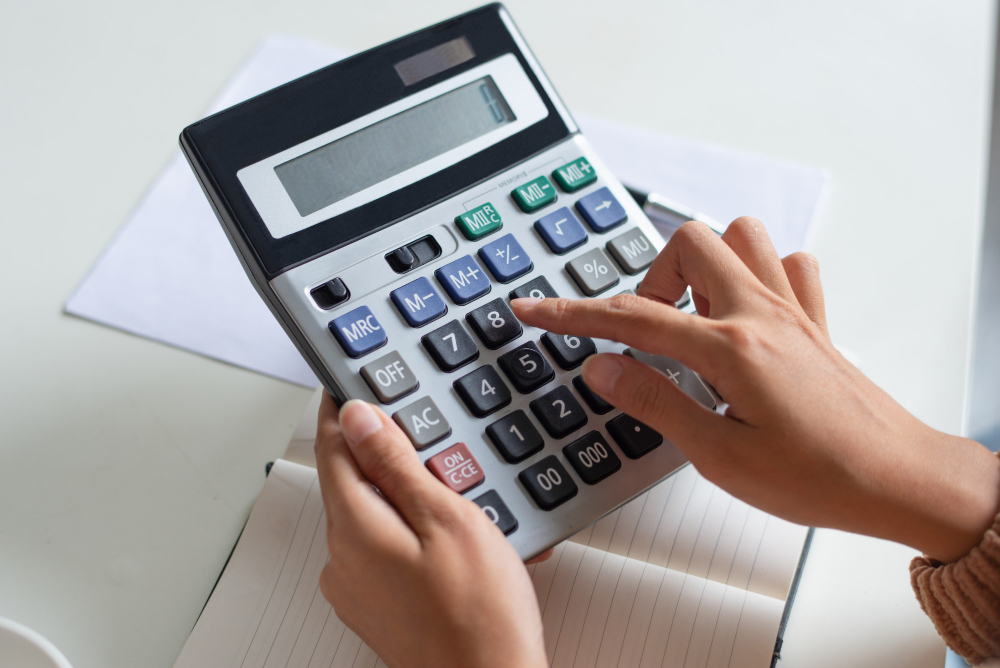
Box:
[310,277,350,309]
[386,235,442,274]
[388,246,418,273]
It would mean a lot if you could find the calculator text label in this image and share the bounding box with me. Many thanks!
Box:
[340,315,381,343]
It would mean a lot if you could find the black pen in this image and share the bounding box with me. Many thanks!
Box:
[625,186,726,237]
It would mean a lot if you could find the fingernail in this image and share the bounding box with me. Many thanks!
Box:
[582,354,627,398]
[339,399,383,445]
[510,297,542,310]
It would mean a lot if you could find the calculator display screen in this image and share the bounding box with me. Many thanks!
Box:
[275,76,515,217]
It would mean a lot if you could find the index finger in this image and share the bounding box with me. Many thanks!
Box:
[511,293,721,372]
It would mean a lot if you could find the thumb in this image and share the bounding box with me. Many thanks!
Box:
[581,354,730,466]
[339,399,449,531]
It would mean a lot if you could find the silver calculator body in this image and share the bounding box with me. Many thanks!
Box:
[181,4,715,560]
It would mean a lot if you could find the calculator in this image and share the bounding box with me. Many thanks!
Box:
[180,4,717,560]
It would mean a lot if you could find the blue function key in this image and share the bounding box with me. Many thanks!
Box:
[478,233,533,283]
[435,255,491,305]
[575,187,627,233]
[534,207,588,255]
[390,276,447,327]
[511,175,557,213]
[329,305,387,358]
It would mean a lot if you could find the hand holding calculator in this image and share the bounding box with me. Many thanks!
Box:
[181,4,717,560]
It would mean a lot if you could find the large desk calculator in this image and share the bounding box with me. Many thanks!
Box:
[181,4,716,560]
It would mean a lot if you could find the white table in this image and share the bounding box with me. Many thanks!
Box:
[0,1,991,666]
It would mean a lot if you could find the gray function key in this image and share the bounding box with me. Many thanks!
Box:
[360,351,419,404]
[607,228,658,275]
[392,396,451,450]
[624,348,717,409]
[566,247,620,296]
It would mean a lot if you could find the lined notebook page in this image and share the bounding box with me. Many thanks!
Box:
[174,459,805,668]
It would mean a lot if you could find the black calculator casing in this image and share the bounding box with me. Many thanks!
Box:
[181,4,712,560]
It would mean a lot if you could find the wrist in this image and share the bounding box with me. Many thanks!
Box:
[872,426,1000,562]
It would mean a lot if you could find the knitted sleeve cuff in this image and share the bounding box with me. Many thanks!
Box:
[910,499,1000,664]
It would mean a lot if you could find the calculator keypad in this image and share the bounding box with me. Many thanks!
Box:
[426,442,485,494]
[454,365,511,417]
[566,247,620,296]
[541,332,596,370]
[392,396,451,450]
[509,275,559,300]
[435,255,491,304]
[530,385,588,439]
[473,490,518,535]
[563,431,621,484]
[390,276,448,327]
[497,341,554,393]
[360,351,419,404]
[478,233,533,283]
[466,298,522,349]
[309,149,701,559]
[486,410,544,463]
[422,320,479,372]
[519,455,578,510]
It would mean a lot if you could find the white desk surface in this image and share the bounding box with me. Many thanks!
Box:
[0,1,992,667]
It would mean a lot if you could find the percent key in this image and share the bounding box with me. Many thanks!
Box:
[566,247,620,296]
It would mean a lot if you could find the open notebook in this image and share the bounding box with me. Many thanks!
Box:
[173,395,811,668]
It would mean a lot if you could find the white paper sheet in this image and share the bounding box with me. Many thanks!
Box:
[65,34,829,389]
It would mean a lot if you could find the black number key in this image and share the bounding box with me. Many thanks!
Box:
[454,365,511,417]
[422,319,479,372]
[529,385,587,438]
[497,341,554,393]
[509,275,559,300]
[573,375,614,414]
[466,298,522,350]
[518,455,578,510]
[540,332,597,370]
[486,410,544,463]
[606,413,663,459]
[563,431,621,484]
[473,490,519,535]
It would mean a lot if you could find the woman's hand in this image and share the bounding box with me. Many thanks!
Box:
[313,394,547,668]
[513,218,1000,563]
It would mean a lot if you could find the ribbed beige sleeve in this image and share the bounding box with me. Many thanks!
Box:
[910,495,1000,664]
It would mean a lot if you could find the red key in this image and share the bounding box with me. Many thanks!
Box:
[426,443,485,494]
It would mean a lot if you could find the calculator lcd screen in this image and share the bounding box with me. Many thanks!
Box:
[275,76,515,217]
